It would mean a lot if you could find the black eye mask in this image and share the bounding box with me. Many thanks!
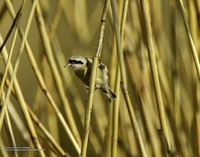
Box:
[69,59,84,65]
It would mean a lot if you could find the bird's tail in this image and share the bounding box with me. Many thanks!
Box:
[101,86,116,103]
[108,88,116,99]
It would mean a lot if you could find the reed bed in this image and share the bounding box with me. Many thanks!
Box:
[0,0,199,157]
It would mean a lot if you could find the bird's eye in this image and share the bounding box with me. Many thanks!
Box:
[76,60,84,64]
[69,59,84,64]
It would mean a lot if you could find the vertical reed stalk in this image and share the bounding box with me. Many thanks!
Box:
[111,66,120,157]
[111,0,128,156]
[139,0,171,152]
[111,0,147,156]
[80,0,110,156]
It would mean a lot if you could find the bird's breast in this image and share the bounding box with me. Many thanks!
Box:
[74,68,90,86]
[74,67,108,88]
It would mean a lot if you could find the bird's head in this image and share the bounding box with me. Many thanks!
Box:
[65,55,88,70]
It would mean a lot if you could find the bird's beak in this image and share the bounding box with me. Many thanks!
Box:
[64,63,71,67]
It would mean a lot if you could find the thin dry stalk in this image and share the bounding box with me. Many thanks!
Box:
[28,106,70,157]
[0,29,18,130]
[177,0,200,80]
[6,80,70,157]
[110,0,147,156]
[7,101,30,141]
[2,0,33,107]
[34,1,82,147]
[111,66,120,157]
[0,24,18,99]
[0,2,46,156]
[111,0,128,156]
[0,1,22,53]
[49,0,64,40]
[2,1,80,153]
[24,38,80,154]
[51,36,85,122]
[0,2,7,21]
[196,113,200,156]
[0,2,45,153]
[1,41,46,157]
[169,1,185,155]
[101,36,117,157]
[4,110,19,157]
[80,0,110,156]
[139,0,170,152]
[0,0,23,105]
[0,0,199,156]
[188,1,200,155]
[50,34,104,154]
[125,50,162,157]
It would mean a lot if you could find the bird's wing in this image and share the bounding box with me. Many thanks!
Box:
[86,57,107,72]
[86,58,93,68]
[86,58,106,69]
[98,60,109,76]
[98,60,106,69]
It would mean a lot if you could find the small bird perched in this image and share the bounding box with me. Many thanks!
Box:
[65,55,116,102]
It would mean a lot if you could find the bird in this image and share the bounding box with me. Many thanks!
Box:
[65,55,116,102]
